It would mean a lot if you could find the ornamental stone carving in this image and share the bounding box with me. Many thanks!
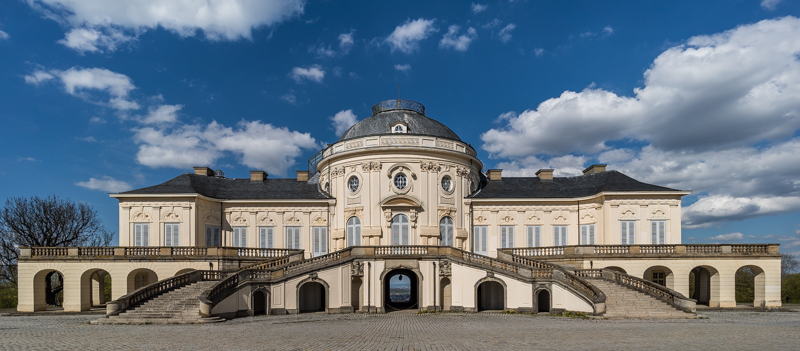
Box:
[351,261,364,277]
[162,211,181,222]
[131,211,152,222]
[312,216,327,225]
[436,140,455,150]
[409,209,418,228]
[362,162,382,172]
[456,167,470,177]
[438,207,456,220]
[500,215,515,224]
[526,215,542,224]
[381,138,419,146]
[420,161,441,172]
[620,208,636,219]
[440,196,454,205]
[231,216,248,226]
[346,141,364,150]
[651,209,667,218]
[332,166,346,177]
[285,216,301,225]
[204,212,220,224]
[347,197,361,205]
[580,213,596,223]
[552,215,568,224]
[439,261,451,277]
[258,216,275,225]
[475,216,487,224]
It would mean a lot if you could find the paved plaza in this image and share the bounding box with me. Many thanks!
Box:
[1,311,799,350]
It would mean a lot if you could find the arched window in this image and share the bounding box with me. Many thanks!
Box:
[347,217,361,247]
[391,214,410,245]
[439,217,454,246]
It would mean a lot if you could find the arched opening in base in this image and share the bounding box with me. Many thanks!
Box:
[33,270,64,311]
[736,265,766,307]
[351,277,362,312]
[477,281,504,311]
[298,282,326,313]
[383,269,418,312]
[253,290,268,315]
[689,266,718,306]
[440,277,452,311]
[536,289,551,313]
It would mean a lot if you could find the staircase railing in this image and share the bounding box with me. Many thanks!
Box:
[574,268,696,313]
[106,269,223,316]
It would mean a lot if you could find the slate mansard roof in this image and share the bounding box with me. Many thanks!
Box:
[338,100,461,142]
[470,171,684,199]
[117,173,331,200]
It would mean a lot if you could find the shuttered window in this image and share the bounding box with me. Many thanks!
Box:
[134,223,149,246]
[500,226,515,249]
[553,225,568,246]
[259,227,273,248]
[286,227,301,249]
[527,226,541,247]
[621,221,636,245]
[439,217,454,247]
[473,226,488,255]
[312,227,328,257]
[205,226,221,247]
[164,223,179,246]
[651,221,666,244]
[391,215,410,245]
[347,217,361,247]
[580,224,595,245]
[232,227,247,247]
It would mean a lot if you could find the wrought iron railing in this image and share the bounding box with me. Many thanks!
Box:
[371,99,425,115]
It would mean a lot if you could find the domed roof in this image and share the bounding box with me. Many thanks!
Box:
[338,99,461,142]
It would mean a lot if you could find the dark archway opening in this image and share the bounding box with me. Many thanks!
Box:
[45,271,63,307]
[384,269,418,311]
[351,277,362,312]
[537,289,551,313]
[477,281,504,311]
[253,291,267,315]
[690,266,712,306]
[299,282,325,313]
[440,277,452,311]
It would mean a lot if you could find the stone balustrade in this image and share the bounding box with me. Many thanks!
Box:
[19,246,298,260]
[506,244,780,258]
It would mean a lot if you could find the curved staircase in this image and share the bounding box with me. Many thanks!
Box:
[95,281,225,325]
[587,279,695,318]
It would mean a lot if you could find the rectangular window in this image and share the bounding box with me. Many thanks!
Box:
[232,227,247,248]
[134,223,149,246]
[259,227,273,249]
[553,225,568,246]
[286,227,301,249]
[580,224,595,245]
[500,226,515,249]
[205,226,221,247]
[312,227,328,257]
[621,221,636,245]
[164,223,180,246]
[473,226,488,255]
[527,226,541,247]
[651,220,666,244]
[652,271,666,286]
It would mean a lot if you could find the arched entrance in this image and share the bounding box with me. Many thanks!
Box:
[33,269,64,311]
[440,277,452,311]
[391,215,410,245]
[351,277,362,312]
[298,282,326,313]
[605,266,627,274]
[127,269,158,293]
[689,266,719,306]
[477,280,504,311]
[644,265,674,289]
[536,289,551,313]
[736,265,766,307]
[383,269,419,311]
[252,290,269,315]
[80,269,112,310]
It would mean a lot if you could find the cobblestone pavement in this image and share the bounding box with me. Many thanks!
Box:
[1,311,799,350]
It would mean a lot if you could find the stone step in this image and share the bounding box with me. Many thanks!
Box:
[587,278,694,319]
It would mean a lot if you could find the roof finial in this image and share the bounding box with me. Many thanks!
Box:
[397,84,400,100]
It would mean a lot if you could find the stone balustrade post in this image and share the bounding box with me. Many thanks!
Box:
[160,247,172,256]
[19,248,31,258]
[720,245,732,254]
[674,245,686,254]
[114,247,126,256]
[768,244,780,254]
[563,246,576,255]
[67,248,79,257]
[629,245,640,254]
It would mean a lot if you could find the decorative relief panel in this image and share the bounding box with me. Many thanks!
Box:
[438,207,456,220]
[350,261,364,277]
[580,213,596,224]
[258,216,275,226]
[347,197,362,205]
[420,161,441,172]
[651,208,667,218]
[526,214,543,224]
[346,141,364,150]
[619,208,637,219]
[439,261,452,277]
[436,140,455,150]
[312,216,327,225]
[204,212,220,224]
[231,216,248,226]
[332,166,346,177]
[131,211,152,222]
[381,138,419,146]
[162,211,182,222]
[456,167,470,177]
[499,215,516,224]
[474,216,488,224]
[552,215,568,224]
[362,162,382,172]
[285,216,302,225]
[440,196,454,205]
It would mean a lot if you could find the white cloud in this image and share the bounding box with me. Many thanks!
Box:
[386,18,437,54]
[29,0,305,53]
[133,120,318,176]
[18,157,37,162]
[339,32,354,52]
[439,25,477,52]
[498,23,515,43]
[309,44,335,58]
[330,109,358,136]
[481,16,800,228]
[25,67,140,110]
[394,64,411,72]
[141,104,182,124]
[290,65,325,83]
[709,232,744,241]
[76,136,97,142]
[762,0,783,10]
[471,3,488,14]
[534,48,545,56]
[75,176,132,192]
[281,92,297,104]
[0,30,9,40]
[602,26,614,36]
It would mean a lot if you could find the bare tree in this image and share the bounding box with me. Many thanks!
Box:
[783,253,799,278]
[0,195,113,287]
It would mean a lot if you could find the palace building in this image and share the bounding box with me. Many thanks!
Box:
[17,99,782,322]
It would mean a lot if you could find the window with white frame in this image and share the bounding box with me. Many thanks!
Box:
[312,227,328,257]
[553,225,568,246]
[651,220,666,244]
[259,227,274,248]
[206,226,221,247]
[164,223,180,246]
[500,226,515,248]
[526,225,541,247]
[580,224,595,245]
[347,217,361,247]
[439,217,454,247]
[621,221,636,245]
[473,226,488,255]
[286,227,301,249]
[134,223,149,246]
[232,227,247,247]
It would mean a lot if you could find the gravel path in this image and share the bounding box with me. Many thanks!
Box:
[1,311,799,350]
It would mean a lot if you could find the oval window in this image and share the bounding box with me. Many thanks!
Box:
[441,176,452,192]
[348,176,360,193]
[394,173,407,190]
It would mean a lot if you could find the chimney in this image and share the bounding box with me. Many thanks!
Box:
[582,164,607,175]
[249,171,268,182]
[487,169,503,181]
[296,170,309,182]
[536,169,554,181]
[193,167,214,176]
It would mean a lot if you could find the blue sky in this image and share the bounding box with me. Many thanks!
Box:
[1,0,799,252]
